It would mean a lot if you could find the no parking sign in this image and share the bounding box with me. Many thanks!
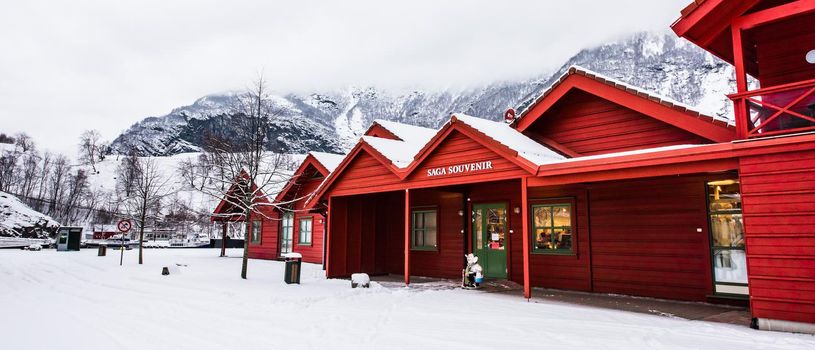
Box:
[117,219,132,233]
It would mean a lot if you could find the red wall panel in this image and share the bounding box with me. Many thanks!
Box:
[522,186,592,292]
[524,90,710,156]
[587,175,714,301]
[740,149,815,324]
[247,208,280,260]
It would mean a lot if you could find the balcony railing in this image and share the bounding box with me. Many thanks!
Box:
[729,78,815,139]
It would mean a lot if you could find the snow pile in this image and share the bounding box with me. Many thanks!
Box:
[2,249,815,350]
[0,191,59,237]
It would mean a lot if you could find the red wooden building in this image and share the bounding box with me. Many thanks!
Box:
[212,151,345,263]
[215,0,815,333]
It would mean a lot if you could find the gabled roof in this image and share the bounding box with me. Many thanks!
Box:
[272,151,346,204]
[513,66,736,143]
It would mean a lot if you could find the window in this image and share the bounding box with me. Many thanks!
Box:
[298,217,313,245]
[531,204,573,254]
[280,213,293,254]
[707,179,748,295]
[411,210,437,251]
[251,220,262,244]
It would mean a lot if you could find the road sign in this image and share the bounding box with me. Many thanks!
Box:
[117,219,132,233]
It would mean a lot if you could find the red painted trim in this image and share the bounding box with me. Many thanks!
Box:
[404,189,411,285]
[670,0,728,36]
[326,196,332,277]
[515,74,735,143]
[530,133,815,186]
[521,177,531,299]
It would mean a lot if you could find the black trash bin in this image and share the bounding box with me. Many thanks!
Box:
[98,245,107,256]
[283,255,302,284]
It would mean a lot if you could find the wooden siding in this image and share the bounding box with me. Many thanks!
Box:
[327,192,405,278]
[330,151,403,196]
[753,11,815,87]
[247,208,280,260]
[524,90,710,156]
[740,149,815,323]
[522,186,592,291]
[587,175,714,301]
[409,190,466,279]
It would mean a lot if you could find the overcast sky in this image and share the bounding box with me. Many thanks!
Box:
[0,0,690,154]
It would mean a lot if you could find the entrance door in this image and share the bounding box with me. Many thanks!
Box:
[280,213,293,254]
[473,203,507,279]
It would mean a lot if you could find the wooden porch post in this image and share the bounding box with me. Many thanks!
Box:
[220,222,227,257]
[521,177,531,299]
[404,188,411,285]
[326,196,333,277]
[731,24,750,139]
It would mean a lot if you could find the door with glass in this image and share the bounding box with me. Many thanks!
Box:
[473,203,508,279]
[280,213,293,254]
[707,179,748,296]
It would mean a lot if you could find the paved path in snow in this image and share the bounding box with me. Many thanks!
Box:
[1,249,813,350]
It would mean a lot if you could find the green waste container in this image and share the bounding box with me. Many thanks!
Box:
[282,253,302,284]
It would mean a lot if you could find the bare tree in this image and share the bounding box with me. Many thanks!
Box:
[61,169,89,223]
[191,75,291,279]
[116,148,140,197]
[48,155,70,217]
[79,129,104,173]
[121,157,172,264]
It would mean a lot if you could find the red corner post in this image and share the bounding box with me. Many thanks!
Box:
[521,177,531,299]
[325,196,333,278]
[404,189,411,285]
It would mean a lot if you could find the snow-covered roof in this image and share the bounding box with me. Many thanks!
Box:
[372,119,437,146]
[361,135,424,168]
[309,151,345,173]
[515,65,733,126]
[453,114,565,166]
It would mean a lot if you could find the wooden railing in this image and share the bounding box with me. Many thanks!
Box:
[729,78,815,139]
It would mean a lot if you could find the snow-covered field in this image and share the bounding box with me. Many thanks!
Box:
[2,249,813,350]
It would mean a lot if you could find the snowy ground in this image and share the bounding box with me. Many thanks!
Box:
[2,249,814,350]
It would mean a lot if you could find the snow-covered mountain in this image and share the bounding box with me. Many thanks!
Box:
[111,32,738,156]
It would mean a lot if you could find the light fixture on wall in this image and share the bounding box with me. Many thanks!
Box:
[457,210,464,217]
[807,50,815,64]
[513,207,521,214]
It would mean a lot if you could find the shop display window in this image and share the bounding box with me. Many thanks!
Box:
[707,179,748,295]
[531,204,573,255]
